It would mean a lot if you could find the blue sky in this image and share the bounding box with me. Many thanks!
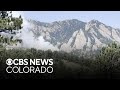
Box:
[22,11,120,28]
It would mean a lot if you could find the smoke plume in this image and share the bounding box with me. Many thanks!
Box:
[12,11,59,51]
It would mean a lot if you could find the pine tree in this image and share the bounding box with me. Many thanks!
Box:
[0,11,23,47]
[0,11,8,18]
[0,11,23,31]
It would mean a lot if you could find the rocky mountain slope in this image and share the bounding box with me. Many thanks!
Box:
[26,19,120,52]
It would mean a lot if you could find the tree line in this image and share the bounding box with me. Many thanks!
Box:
[0,42,120,79]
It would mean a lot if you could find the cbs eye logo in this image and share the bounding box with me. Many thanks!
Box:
[6,58,13,65]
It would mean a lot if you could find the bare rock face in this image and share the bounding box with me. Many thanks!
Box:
[23,19,120,52]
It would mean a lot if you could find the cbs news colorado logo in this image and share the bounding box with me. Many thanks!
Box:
[6,58,53,73]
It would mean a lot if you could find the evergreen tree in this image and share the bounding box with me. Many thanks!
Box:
[0,11,23,31]
[0,11,8,18]
[0,11,23,47]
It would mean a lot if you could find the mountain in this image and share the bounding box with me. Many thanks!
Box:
[26,19,120,52]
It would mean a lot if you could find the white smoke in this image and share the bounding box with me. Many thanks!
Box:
[19,28,59,51]
[12,11,59,51]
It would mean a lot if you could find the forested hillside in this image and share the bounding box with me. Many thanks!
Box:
[0,42,120,79]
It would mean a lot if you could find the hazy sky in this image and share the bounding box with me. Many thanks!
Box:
[21,11,120,28]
